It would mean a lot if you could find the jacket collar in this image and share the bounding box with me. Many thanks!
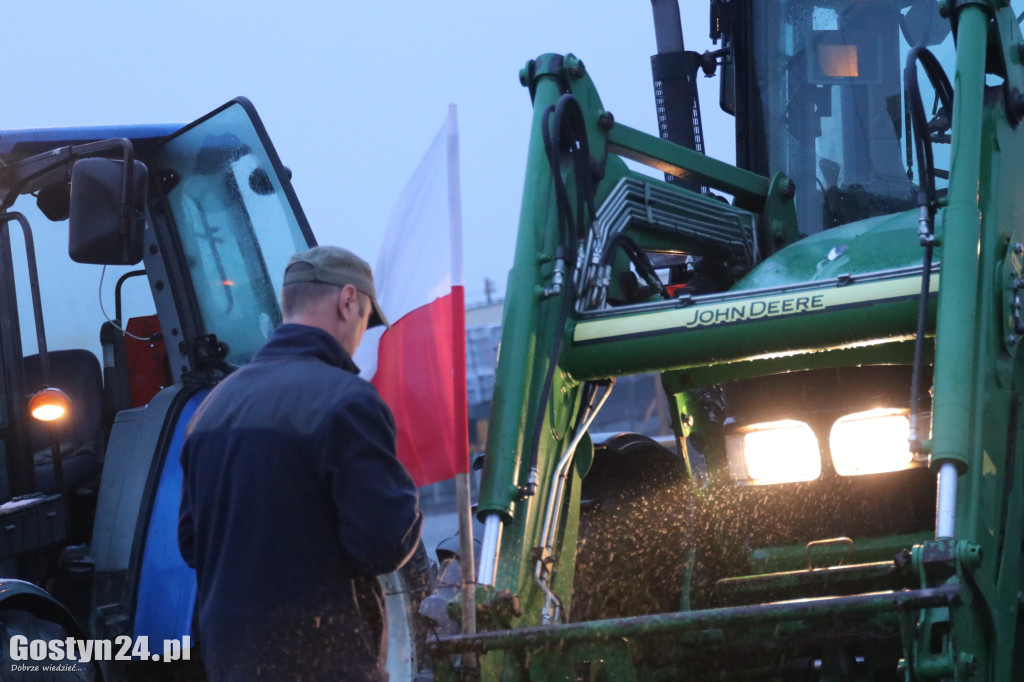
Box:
[254,323,359,374]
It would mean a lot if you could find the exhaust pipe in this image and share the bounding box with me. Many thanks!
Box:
[649,0,705,192]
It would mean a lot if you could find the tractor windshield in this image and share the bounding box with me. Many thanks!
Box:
[152,101,313,366]
[750,0,954,235]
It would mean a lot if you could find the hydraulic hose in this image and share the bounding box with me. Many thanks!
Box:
[525,93,597,497]
[600,232,670,301]
[536,380,614,624]
[903,46,952,452]
[904,47,953,211]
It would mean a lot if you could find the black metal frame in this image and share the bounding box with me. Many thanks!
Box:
[145,97,315,380]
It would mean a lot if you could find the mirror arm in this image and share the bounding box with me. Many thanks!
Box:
[0,148,73,210]
[0,138,136,238]
[700,47,732,78]
[0,212,48,382]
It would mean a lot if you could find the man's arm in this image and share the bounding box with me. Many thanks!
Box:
[323,389,423,576]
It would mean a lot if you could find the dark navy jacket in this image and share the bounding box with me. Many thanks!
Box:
[178,323,423,681]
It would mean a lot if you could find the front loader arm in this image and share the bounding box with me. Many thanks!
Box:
[468,53,784,680]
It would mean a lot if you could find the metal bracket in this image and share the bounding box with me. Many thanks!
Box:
[805,537,854,569]
[183,333,234,377]
[1002,242,1024,351]
[910,538,982,579]
[763,173,800,253]
[903,539,981,679]
[520,54,587,103]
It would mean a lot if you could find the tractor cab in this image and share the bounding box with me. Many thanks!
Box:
[719,0,954,235]
[0,99,311,677]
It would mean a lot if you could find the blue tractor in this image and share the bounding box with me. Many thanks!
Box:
[0,100,430,681]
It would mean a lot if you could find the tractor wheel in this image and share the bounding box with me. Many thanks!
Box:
[573,433,703,620]
[0,607,99,681]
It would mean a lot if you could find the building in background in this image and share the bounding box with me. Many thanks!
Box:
[464,298,672,456]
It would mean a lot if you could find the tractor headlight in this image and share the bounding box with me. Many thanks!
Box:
[726,420,821,485]
[829,408,918,476]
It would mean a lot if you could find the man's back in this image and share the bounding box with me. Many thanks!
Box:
[179,324,422,681]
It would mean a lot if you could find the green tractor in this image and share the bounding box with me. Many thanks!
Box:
[430,0,1024,679]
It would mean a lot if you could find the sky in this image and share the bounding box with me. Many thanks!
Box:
[1,1,733,304]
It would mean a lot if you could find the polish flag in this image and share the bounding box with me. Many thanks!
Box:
[355,105,469,487]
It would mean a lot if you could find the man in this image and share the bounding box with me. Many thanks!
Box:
[178,246,423,681]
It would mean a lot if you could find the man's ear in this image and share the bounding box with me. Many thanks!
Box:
[337,284,359,321]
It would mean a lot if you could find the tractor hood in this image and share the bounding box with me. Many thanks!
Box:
[737,208,939,291]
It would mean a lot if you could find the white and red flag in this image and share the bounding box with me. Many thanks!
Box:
[355,105,469,488]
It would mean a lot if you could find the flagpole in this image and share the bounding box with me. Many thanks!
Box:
[447,103,478,673]
[455,471,477,666]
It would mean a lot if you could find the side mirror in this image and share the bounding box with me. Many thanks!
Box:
[68,158,148,265]
[719,50,736,116]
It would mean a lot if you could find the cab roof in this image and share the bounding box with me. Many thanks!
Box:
[0,124,181,163]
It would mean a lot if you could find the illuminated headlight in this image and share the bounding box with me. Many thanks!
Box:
[829,408,920,476]
[28,387,71,422]
[726,420,821,485]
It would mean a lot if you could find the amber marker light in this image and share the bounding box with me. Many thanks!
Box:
[28,387,71,422]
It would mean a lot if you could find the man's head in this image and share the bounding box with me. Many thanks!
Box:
[281,246,389,355]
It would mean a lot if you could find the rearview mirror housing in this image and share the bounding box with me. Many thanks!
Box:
[68,158,147,265]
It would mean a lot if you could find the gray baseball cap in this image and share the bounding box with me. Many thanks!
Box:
[283,246,390,329]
